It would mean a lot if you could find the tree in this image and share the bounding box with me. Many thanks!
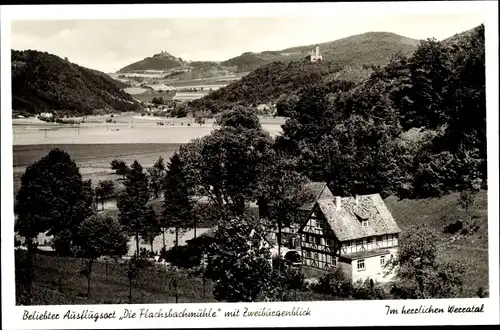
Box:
[180,118,274,220]
[147,157,166,199]
[95,180,115,211]
[398,38,453,130]
[15,149,95,240]
[110,159,129,179]
[455,147,483,213]
[215,106,260,130]
[117,160,150,256]
[73,214,128,297]
[14,149,95,302]
[152,96,165,105]
[276,93,300,117]
[205,217,273,302]
[257,152,315,258]
[194,114,205,126]
[141,206,161,254]
[162,153,194,246]
[387,225,465,299]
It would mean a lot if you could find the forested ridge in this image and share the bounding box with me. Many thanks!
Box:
[275,24,486,199]
[188,60,351,113]
[12,50,140,116]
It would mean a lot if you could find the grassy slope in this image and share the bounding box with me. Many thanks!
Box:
[385,190,489,298]
[26,254,216,305]
[24,252,335,305]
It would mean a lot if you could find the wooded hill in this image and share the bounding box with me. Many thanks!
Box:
[185,32,424,114]
[188,60,354,114]
[274,24,486,200]
[222,31,420,72]
[11,50,141,116]
[118,31,420,77]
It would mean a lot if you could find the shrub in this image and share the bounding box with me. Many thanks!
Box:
[164,245,202,269]
[139,247,155,259]
[312,267,353,298]
[51,229,78,257]
[351,278,388,300]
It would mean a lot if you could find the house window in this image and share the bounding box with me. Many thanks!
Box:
[393,234,399,246]
[362,220,369,227]
[315,236,321,245]
[357,259,365,271]
[326,238,332,246]
[332,257,337,267]
[380,256,385,266]
[388,234,394,247]
[376,236,382,244]
[309,235,314,243]
[314,252,319,260]
[304,234,309,243]
[305,250,311,258]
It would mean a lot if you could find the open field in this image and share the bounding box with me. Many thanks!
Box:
[131,91,176,103]
[12,115,285,146]
[11,114,285,195]
[12,143,182,194]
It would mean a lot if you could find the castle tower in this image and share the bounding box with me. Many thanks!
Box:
[309,45,323,62]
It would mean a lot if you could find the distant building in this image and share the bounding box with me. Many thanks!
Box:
[38,112,53,119]
[305,45,323,62]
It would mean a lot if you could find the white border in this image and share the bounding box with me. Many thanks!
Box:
[1,2,499,329]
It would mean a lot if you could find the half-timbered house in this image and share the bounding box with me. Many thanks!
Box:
[298,192,401,283]
[268,182,334,249]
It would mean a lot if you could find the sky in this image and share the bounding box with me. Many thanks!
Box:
[11,14,484,73]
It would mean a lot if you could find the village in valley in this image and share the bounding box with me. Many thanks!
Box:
[10,17,488,305]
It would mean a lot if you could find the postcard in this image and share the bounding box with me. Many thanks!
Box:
[1,1,498,329]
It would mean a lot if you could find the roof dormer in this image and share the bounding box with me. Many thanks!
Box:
[354,208,370,227]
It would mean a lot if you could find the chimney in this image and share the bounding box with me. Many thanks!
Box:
[355,194,359,205]
[336,196,341,211]
[315,45,320,57]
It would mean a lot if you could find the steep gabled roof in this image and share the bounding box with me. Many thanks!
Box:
[316,194,401,242]
[298,182,333,211]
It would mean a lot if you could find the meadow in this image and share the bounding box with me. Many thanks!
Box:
[385,189,489,298]
[20,252,336,305]
[22,252,217,305]
[11,114,285,194]
[12,114,285,146]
